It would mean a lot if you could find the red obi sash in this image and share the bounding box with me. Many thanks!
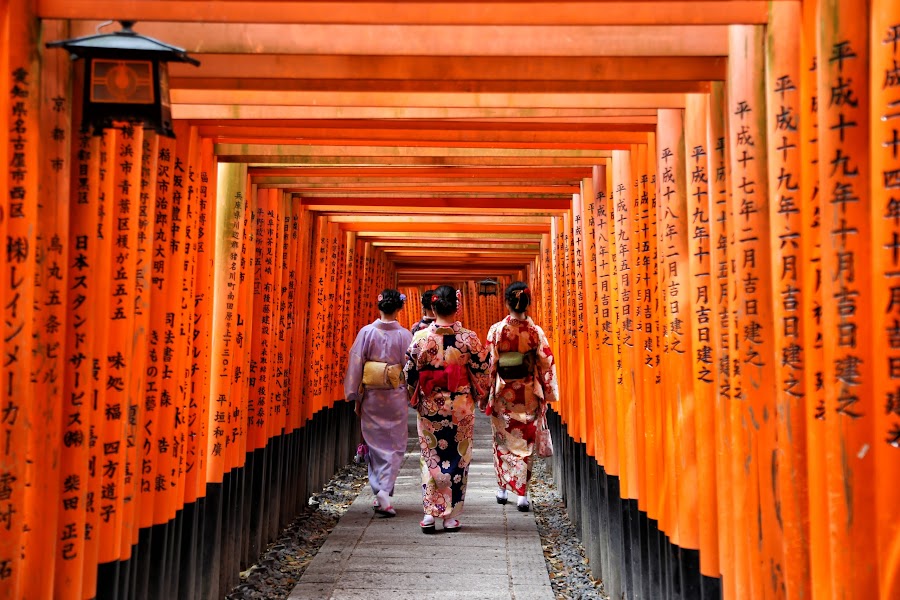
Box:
[418,363,465,396]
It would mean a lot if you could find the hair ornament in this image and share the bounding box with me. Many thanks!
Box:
[432,294,439,303]
[523,287,530,296]
[456,289,462,300]
[400,293,406,301]
[377,294,384,302]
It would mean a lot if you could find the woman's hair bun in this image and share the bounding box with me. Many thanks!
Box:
[377,288,404,314]
[420,289,434,309]
[430,285,458,317]
[505,281,531,313]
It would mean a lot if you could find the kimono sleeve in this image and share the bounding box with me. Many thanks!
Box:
[485,322,501,395]
[534,324,559,403]
[465,331,492,404]
[343,327,368,403]
[404,330,425,403]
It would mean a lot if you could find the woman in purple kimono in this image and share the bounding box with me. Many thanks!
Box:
[344,289,413,517]
[404,285,491,533]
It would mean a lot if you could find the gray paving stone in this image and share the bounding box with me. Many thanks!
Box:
[289,409,553,600]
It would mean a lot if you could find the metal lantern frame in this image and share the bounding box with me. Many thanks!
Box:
[46,20,200,137]
[477,278,500,296]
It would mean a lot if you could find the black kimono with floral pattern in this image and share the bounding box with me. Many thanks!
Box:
[404,321,491,518]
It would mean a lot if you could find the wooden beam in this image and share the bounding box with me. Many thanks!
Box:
[66,22,729,56]
[196,119,655,135]
[173,104,661,122]
[173,77,710,94]
[250,166,593,179]
[372,242,541,250]
[39,2,768,26]
[354,231,543,242]
[215,143,611,158]
[281,184,579,194]
[168,55,726,82]
[301,204,567,215]
[173,90,687,109]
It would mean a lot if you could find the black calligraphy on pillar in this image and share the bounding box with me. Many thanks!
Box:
[59,134,93,561]
[690,141,713,384]
[733,98,767,386]
[881,23,900,446]
[712,135,731,400]
[574,211,585,347]
[773,74,805,406]
[595,193,612,351]
[660,145,685,358]
[827,40,864,419]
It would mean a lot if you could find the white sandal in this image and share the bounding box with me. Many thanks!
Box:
[443,518,461,532]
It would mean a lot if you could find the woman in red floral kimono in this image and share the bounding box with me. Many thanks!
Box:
[482,281,558,511]
[404,285,491,533]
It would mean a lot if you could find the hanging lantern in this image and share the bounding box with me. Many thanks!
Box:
[478,278,499,296]
[46,20,199,137]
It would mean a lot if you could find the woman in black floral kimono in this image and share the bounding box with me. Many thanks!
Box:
[404,285,491,533]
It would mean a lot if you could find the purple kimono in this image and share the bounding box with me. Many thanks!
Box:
[344,319,414,497]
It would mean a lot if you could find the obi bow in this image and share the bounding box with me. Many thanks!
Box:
[418,363,465,395]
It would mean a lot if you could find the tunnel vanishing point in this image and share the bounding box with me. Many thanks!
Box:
[0,1,898,599]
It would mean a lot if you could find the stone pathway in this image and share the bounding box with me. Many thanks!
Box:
[288,410,554,600]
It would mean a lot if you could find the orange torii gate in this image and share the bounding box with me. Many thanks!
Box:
[0,1,899,600]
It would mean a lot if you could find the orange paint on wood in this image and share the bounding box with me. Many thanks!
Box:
[55,127,99,600]
[97,124,144,565]
[685,94,718,575]
[206,163,247,483]
[707,80,732,587]
[612,149,638,498]
[765,3,811,597]
[1,1,38,595]
[248,187,276,450]
[82,129,117,599]
[173,124,201,507]
[799,1,830,598]
[188,136,217,500]
[630,145,648,512]
[120,131,158,556]
[641,136,662,523]
[658,108,693,547]
[579,175,603,463]
[25,18,69,599]
[730,23,787,599]
[870,1,900,596]
[593,165,618,475]
[816,2,878,596]
[571,191,591,455]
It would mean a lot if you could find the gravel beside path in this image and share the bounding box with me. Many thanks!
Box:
[227,450,608,599]
[530,458,608,600]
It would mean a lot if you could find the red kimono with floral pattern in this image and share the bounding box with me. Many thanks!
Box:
[485,316,558,495]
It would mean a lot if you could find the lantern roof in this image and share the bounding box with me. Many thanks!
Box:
[46,21,200,66]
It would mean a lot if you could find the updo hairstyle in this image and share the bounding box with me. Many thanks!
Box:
[377,288,405,314]
[430,285,458,317]
[505,281,531,313]
[420,289,434,310]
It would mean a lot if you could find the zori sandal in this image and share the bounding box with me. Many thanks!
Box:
[374,505,396,518]
[420,515,436,534]
[443,518,461,532]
